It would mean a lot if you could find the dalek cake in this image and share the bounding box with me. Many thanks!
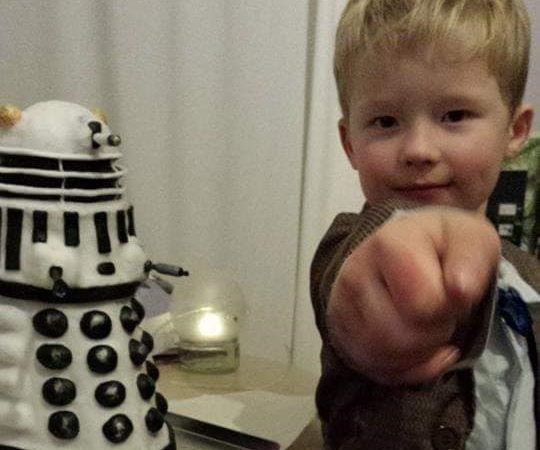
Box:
[0,101,186,450]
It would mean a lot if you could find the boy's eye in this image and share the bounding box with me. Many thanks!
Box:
[371,116,398,128]
[442,110,471,123]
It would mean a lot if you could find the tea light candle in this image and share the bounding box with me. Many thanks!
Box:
[171,308,240,373]
[178,308,239,344]
[166,265,246,373]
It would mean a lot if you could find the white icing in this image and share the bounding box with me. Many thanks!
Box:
[0,101,116,156]
[0,165,127,180]
[0,145,121,160]
[0,101,175,449]
[0,201,147,289]
[0,182,125,198]
[0,297,171,449]
[0,400,35,432]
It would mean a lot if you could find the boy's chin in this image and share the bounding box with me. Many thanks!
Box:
[392,185,453,205]
[378,191,487,214]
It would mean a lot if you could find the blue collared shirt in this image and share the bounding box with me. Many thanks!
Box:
[466,258,538,449]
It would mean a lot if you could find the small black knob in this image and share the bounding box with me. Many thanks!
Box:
[107,135,122,147]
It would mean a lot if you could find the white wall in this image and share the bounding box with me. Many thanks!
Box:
[524,0,540,131]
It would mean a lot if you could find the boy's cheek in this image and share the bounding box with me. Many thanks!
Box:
[456,150,502,186]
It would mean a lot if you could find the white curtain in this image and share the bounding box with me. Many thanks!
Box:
[0,0,310,364]
[292,0,364,374]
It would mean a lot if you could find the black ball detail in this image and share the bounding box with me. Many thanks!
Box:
[95,381,126,408]
[129,339,150,366]
[155,392,168,415]
[130,298,146,321]
[137,373,156,400]
[145,407,165,433]
[33,309,68,338]
[146,360,160,382]
[141,330,154,353]
[87,345,118,374]
[42,378,76,406]
[48,411,79,439]
[102,414,134,443]
[36,344,72,370]
[120,306,141,334]
[80,310,112,339]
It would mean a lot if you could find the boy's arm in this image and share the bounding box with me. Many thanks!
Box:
[311,200,408,341]
[311,201,500,386]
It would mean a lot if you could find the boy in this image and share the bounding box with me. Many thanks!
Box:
[311,0,540,449]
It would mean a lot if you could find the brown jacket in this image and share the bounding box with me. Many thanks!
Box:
[311,203,540,450]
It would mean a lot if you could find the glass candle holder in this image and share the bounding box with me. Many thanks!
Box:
[155,264,246,374]
[172,308,240,373]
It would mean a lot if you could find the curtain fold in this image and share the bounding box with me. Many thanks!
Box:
[292,0,364,373]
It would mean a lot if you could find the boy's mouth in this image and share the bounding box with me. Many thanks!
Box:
[395,182,453,201]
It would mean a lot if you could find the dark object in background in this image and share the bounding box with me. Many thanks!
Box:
[167,413,280,450]
[487,170,528,247]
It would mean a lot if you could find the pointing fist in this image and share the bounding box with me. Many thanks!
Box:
[327,208,501,385]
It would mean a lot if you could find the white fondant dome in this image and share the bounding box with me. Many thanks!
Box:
[0,101,113,155]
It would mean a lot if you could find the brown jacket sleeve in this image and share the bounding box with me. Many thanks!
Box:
[310,202,478,449]
[310,200,413,342]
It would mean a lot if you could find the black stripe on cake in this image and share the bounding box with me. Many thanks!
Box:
[64,212,80,247]
[5,208,22,271]
[32,210,48,243]
[62,159,116,173]
[0,279,140,303]
[127,206,136,236]
[94,212,111,254]
[0,153,59,170]
[0,192,118,203]
[64,177,117,190]
[117,210,128,243]
[0,191,61,201]
[65,195,119,203]
[0,173,61,188]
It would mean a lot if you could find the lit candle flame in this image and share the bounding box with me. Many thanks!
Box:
[196,311,225,339]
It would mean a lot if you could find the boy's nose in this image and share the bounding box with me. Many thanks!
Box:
[398,123,441,167]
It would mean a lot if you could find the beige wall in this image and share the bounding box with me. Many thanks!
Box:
[525,0,540,131]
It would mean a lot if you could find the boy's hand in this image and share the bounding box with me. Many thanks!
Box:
[327,208,501,386]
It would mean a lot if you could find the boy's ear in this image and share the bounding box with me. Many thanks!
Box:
[505,103,534,160]
[339,117,358,169]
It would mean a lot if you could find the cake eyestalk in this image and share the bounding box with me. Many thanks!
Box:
[49,265,69,300]
[144,260,189,277]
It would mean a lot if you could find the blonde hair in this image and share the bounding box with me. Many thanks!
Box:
[334,0,531,117]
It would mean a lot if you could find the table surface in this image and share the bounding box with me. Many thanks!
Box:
[157,355,324,449]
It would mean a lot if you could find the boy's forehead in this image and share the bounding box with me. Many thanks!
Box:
[352,42,476,75]
[347,52,505,110]
[348,43,493,89]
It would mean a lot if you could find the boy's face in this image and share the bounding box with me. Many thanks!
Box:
[339,52,533,213]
